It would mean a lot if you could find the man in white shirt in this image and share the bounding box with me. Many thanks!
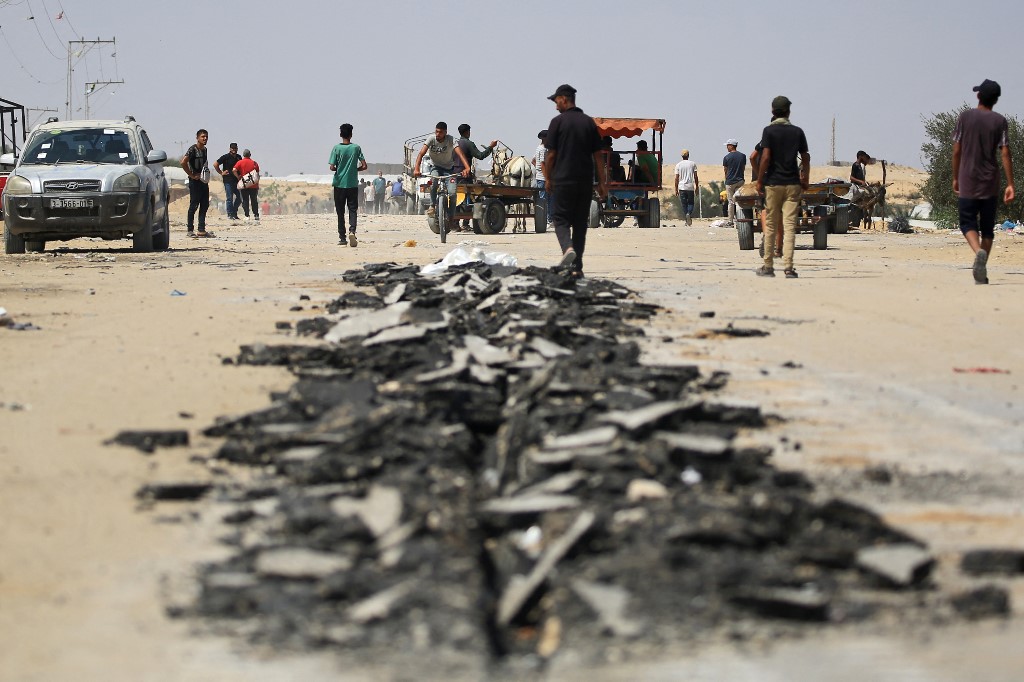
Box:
[674,149,699,226]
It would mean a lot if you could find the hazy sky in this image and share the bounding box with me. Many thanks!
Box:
[2,0,1021,176]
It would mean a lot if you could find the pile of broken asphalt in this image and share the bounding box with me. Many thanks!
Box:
[141,260,1011,673]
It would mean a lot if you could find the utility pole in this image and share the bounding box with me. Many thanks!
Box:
[830,116,836,166]
[84,80,124,118]
[25,106,58,128]
[66,38,116,119]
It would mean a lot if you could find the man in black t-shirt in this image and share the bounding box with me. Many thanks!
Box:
[850,150,870,188]
[214,142,243,220]
[755,96,809,278]
[542,84,607,276]
[180,128,215,237]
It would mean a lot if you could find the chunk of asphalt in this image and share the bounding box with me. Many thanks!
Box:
[730,585,831,621]
[324,301,412,342]
[135,482,212,502]
[107,429,190,454]
[496,510,595,626]
[950,585,1011,620]
[481,495,581,516]
[347,579,418,624]
[599,399,699,432]
[856,543,935,588]
[960,549,1024,576]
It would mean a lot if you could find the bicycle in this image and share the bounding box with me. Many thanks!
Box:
[418,171,461,244]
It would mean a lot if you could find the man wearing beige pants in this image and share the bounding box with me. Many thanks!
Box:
[755,95,810,278]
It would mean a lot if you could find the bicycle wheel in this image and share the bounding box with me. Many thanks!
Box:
[438,195,449,244]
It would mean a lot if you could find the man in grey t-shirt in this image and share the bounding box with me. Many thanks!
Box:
[413,121,471,215]
[722,139,746,223]
[953,79,1015,284]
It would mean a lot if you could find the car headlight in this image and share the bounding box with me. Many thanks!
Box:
[3,175,33,194]
[113,172,141,192]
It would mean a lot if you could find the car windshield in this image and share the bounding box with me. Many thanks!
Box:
[23,128,137,165]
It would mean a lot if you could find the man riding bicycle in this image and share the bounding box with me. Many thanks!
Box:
[413,122,472,217]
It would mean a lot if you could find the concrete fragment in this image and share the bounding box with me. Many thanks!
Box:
[347,579,417,624]
[542,426,618,450]
[255,547,352,579]
[856,543,934,587]
[731,585,831,621]
[330,485,403,539]
[324,302,411,342]
[463,335,514,365]
[599,399,698,432]
[571,579,644,637]
[626,479,668,502]
[481,495,581,515]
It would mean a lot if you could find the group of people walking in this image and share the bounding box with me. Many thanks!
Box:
[181,130,261,237]
[672,80,1014,282]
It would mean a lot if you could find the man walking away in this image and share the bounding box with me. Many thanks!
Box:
[181,129,215,238]
[329,123,367,247]
[372,171,387,215]
[953,78,1015,284]
[723,138,746,224]
[542,84,607,276]
[232,148,261,222]
[532,130,553,228]
[673,149,698,226]
[214,142,242,220]
[755,96,809,279]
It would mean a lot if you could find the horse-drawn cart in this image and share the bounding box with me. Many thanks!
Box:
[403,135,544,241]
[733,181,853,252]
[590,117,666,229]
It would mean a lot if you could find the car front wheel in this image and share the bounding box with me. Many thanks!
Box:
[133,207,154,252]
[4,222,26,254]
[153,207,170,251]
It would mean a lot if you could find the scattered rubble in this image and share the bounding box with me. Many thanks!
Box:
[145,260,969,670]
[107,429,190,454]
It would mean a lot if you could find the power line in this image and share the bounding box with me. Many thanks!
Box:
[24,0,64,60]
[66,37,115,119]
[0,25,62,84]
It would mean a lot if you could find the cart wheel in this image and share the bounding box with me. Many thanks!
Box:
[647,198,661,228]
[834,204,850,234]
[474,198,506,235]
[737,219,755,250]
[534,202,547,233]
[813,220,828,250]
[588,200,601,229]
[636,199,649,228]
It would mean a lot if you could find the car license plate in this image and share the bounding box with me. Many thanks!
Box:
[50,198,95,209]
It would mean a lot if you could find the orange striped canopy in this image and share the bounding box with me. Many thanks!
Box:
[593,118,666,139]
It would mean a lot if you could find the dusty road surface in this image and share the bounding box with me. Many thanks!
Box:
[1,210,1023,681]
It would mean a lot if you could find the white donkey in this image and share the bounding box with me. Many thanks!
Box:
[491,146,534,187]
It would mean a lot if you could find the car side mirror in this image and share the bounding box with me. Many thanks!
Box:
[0,152,15,165]
[146,150,167,164]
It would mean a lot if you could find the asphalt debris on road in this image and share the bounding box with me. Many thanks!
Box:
[139,260,1003,672]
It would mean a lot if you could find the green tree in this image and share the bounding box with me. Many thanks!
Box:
[921,104,1022,227]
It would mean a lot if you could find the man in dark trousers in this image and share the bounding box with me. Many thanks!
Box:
[755,95,809,278]
[181,128,215,238]
[953,78,1015,284]
[542,84,607,276]
[213,142,242,220]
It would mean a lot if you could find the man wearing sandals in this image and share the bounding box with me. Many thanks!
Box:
[755,96,808,279]
[181,129,215,238]
[953,79,1015,285]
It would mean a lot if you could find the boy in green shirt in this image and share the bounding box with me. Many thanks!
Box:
[329,122,367,246]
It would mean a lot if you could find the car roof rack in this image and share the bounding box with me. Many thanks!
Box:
[46,116,59,123]
[124,115,136,123]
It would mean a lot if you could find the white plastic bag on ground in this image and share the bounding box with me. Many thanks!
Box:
[420,242,518,276]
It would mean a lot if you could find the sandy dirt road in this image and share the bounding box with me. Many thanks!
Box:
[1,210,1022,681]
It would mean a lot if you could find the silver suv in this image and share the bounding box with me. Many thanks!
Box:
[1,116,170,253]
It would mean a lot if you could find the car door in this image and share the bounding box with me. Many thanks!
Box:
[139,129,166,215]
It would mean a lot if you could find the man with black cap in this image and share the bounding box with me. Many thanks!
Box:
[214,142,243,220]
[953,78,1015,284]
[542,84,607,276]
[723,139,746,225]
[755,95,809,279]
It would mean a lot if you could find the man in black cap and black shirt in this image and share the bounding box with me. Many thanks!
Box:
[542,84,607,276]
[953,78,1015,284]
[755,95,809,279]
[214,142,243,220]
